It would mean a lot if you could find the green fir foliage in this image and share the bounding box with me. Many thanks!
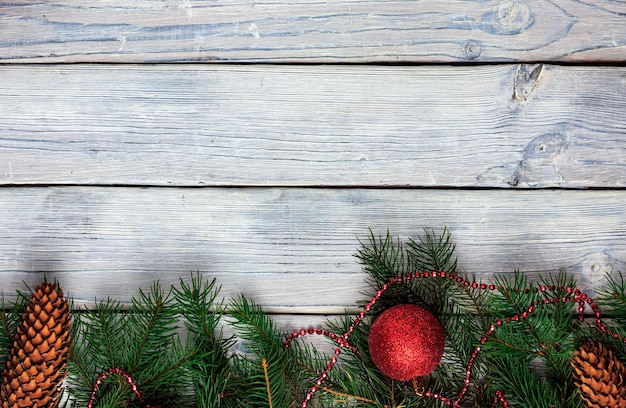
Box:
[1,230,625,408]
[0,289,29,371]
[595,272,626,361]
[482,272,583,408]
[172,273,234,408]
[323,228,485,407]
[329,229,614,407]
[68,281,196,407]
[227,294,326,407]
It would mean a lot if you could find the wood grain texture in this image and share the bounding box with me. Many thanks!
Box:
[1,64,625,188]
[0,187,623,312]
[1,0,625,63]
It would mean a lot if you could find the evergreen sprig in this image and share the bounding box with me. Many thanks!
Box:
[355,228,460,316]
[481,271,584,408]
[69,282,195,408]
[173,273,234,408]
[324,228,482,407]
[596,273,626,342]
[227,294,325,407]
[0,289,28,371]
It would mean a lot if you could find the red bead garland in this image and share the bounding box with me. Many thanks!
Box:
[88,367,162,408]
[284,327,359,355]
[287,270,620,408]
[86,273,619,408]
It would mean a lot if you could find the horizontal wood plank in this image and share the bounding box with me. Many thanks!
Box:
[1,1,625,63]
[0,187,623,313]
[1,64,625,188]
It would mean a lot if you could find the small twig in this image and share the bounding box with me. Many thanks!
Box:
[261,358,273,408]
[411,377,426,396]
[321,386,378,405]
[491,337,542,356]
[388,377,395,408]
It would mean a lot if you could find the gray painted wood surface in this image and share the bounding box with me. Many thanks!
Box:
[1,64,625,188]
[0,187,623,313]
[1,0,625,63]
[0,0,624,355]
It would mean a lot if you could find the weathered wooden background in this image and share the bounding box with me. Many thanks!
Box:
[0,0,625,336]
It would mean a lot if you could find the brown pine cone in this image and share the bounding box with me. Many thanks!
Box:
[1,282,72,408]
[572,340,626,408]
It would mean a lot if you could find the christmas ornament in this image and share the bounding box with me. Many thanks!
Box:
[572,341,626,408]
[1,282,71,408]
[368,303,444,380]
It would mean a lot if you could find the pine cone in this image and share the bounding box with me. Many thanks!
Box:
[1,282,72,408]
[572,341,626,408]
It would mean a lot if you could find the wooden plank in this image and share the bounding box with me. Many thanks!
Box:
[0,187,623,313]
[1,0,625,63]
[1,64,625,188]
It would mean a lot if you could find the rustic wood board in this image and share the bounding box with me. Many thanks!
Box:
[1,64,625,188]
[1,0,625,63]
[0,187,623,312]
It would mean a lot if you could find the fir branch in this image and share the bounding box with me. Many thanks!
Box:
[356,229,408,288]
[127,281,178,373]
[0,290,28,366]
[67,311,101,407]
[262,358,274,408]
[488,272,546,353]
[323,314,413,407]
[406,227,458,273]
[586,271,626,360]
[228,294,322,407]
[597,271,626,305]
[174,273,226,340]
[355,228,460,318]
[173,273,235,407]
[596,271,626,326]
[488,354,581,408]
[68,283,195,407]
[82,297,127,369]
[478,272,585,407]
[320,386,377,405]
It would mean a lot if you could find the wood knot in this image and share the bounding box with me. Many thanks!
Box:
[513,64,544,103]
[463,40,483,59]
[481,1,534,35]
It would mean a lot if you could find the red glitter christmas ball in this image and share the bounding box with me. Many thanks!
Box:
[368,304,444,381]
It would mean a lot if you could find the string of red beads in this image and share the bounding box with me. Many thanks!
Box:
[288,270,618,408]
[284,327,359,355]
[86,273,617,408]
[87,367,161,408]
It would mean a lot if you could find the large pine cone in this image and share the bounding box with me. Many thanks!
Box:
[572,341,626,408]
[1,282,72,408]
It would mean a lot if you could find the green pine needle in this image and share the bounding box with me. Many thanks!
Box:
[0,290,28,367]
[228,294,323,407]
[406,227,458,273]
[173,273,235,407]
[69,282,195,407]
